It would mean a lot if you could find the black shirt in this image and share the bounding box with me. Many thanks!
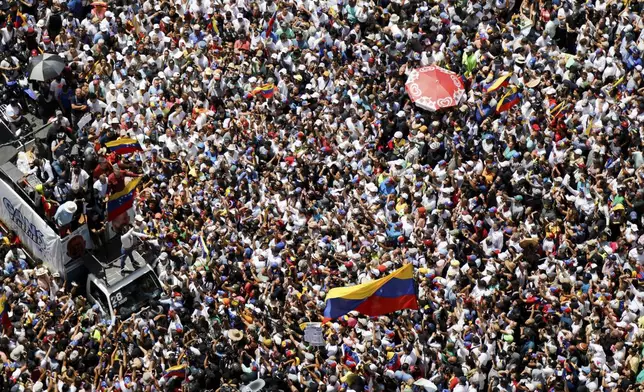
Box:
[71,95,88,116]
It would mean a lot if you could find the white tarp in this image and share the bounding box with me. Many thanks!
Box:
[0,180,94,273]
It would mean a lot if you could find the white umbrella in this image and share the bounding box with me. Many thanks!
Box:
[414,378,438,392]
[29,53,66,81]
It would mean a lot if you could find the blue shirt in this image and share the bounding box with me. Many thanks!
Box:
[626,54,642,71]
[475,103,494,123]
[189,32,204,44]
[379,181,397,195]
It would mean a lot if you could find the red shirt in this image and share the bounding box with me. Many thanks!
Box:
[93,162,113,179]
[234,39,250,52]
[107,171,138,194]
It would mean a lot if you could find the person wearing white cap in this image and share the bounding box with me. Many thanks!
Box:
[151,22,165,41]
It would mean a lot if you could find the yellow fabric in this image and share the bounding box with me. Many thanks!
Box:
[105,138,139,148]
[487,73,511,92]
[325,264,413,300]
[109,177,142,201]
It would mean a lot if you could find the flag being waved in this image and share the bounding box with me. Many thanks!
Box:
[163,364,187,379]
[266,11,277,38]
[496,86,521,113]
[485,73,511,93]
[105,138,143,155]
[323,264,418,319]
[0,293,10,330]
[251,83,277,99]
[198,235,210,262]
[107,177,142,221]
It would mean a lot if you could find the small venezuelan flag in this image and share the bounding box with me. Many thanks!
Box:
[107,177,142,221]
[324,264,418,319]
[0,293,9,330]
[198,235,210,262]
[163,364,187,379]
[252,83,277,99]
[266,11,277,37]
[496,87,521,113]
[485,73,511,93]
[105,138,143,155]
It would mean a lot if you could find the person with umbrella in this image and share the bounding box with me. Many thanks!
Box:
[28,53,66,84]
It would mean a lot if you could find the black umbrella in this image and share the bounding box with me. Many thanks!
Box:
[28,53,66,81]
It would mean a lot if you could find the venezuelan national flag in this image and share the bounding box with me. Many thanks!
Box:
[163,364,186,379]
[386,352,401,371]
[107,177,142,221]
[323,264,418,319]
[252,83,277,99]
[584,118,593,136]
[105,138,143,155]
[550,102,568,119]
[266,11,277,38]
[10,12,27,28]
[496,87,521,113]
[0,294,9,330]
[198,235,210,262]
[485,73,511,93]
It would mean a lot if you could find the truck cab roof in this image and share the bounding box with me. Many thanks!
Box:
[85,251,162,321]
[84,248,149,288]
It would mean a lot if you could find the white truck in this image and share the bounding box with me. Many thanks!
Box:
[0,160,162,320]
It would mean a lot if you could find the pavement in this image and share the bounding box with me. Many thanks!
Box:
[0,112,48,165]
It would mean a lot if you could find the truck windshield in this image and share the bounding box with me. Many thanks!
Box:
[109,272,162,318]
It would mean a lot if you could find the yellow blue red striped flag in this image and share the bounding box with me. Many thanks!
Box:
[485,73,512,93]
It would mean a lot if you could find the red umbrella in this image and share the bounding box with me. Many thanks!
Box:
[405,66,465,112]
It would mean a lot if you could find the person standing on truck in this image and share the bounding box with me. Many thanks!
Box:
[107,165,140,194]
[69,161,90,196]
[29,158,55,186]
[119,224,149,274]
[93,156,113,179]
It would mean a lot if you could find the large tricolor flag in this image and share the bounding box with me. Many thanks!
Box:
[107,177,142,221]
[485,73,511,93]
[323,264,418,319]
[105,138,143,155]
[496,86,521,113]
[163,364,187,379]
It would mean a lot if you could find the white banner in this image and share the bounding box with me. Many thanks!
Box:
[60,224,94,265]
[0,180,64,274]
[0,180,95,273]
[303,322,325,346]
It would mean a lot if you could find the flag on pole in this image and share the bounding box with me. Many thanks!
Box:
[107,177,142,221]
[323,264,418,319]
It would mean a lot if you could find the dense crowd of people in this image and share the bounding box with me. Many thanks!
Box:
[0,0,643,390]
